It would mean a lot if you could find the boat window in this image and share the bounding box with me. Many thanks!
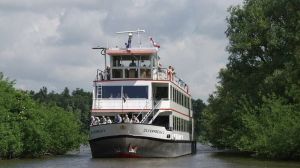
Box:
[121,55,138,67]
[125,68,138,78]
[102,86,121,98]
[154,87,168,100]
[140,68,151,79]
[140,56,151,67]
[112,56,122,67]
[123,86,148,98]
[112,69,123,78]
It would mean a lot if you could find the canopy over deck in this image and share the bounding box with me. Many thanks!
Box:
[107,48,157,56]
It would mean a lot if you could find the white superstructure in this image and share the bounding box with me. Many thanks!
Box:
[89,30,195,158]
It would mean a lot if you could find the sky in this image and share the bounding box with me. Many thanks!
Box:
[0,0,242,102]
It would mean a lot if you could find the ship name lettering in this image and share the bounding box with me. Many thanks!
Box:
[143,129,164,134]
[92,129,106,134]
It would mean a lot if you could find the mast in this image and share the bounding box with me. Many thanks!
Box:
[116,29,145,48]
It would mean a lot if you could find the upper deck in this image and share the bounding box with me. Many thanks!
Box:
[93,30,190,94]
[95,47,189,94]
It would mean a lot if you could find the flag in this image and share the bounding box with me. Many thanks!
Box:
[149,37,160,48]
[122,96,126,103]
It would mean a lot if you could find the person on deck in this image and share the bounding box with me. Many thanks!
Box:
[90,116,95,126]
[129,60,136,67]
[95,117,100,125]
[131,115,139,123]
[167,66,173,80]
[171,67,175,81]
[103,66,110,80]
[101,116,107,124]
[114,114,122,123]
[124,114,130,123]
[107,117,112,124]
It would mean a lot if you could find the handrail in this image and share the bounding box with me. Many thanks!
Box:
[136,100,149,118]
[95,66,189,93]
[140,100,162,124]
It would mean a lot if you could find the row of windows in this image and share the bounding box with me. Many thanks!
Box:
[96,86,148,99]
[111,68,151,79]
[112,55,152,67]
[170,86,190,109]
[173,116,190,132]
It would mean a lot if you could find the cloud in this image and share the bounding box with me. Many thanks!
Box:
[0,0,242,101]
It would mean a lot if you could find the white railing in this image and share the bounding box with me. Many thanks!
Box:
[92,99,151,109]
[92,98,171,110]
[140,100,162,123]
[94,67,189,93]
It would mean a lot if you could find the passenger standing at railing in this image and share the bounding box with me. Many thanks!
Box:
[103,66,110,80]
[98,72,103,81]
[171,67,176,81]
[156,62,162,80]
[106,66,110,80]
[167,66,172,80]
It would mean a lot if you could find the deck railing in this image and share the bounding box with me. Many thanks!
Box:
[95,67,189,93]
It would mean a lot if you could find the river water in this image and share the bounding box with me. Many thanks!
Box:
[1,144,300,168]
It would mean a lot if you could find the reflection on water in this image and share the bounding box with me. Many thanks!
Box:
[1,144,300,168]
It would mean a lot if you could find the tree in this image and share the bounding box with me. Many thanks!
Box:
[0,73,85,159]
[202,0,300,159]
[192,99,206,141]
[30,87,92,133]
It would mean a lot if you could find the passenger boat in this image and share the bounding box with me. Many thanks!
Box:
[89,30,196,158]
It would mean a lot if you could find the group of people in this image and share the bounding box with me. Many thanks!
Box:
[114,114,140,123]
[98,66,110,81]
[167,66,175,81]
[90,116,112,126]
[90,114,140,126]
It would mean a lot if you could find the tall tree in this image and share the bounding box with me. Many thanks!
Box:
[202,0,300,159]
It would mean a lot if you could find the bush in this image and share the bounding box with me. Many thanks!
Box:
[0,73,85,159]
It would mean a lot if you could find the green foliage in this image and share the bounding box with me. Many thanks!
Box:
[192,99,206,141]
[239,96,300,159]
[30,87,92,133]
[0,73,85,159]
[202,0,300,159]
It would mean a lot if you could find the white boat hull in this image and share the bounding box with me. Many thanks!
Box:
[89,124,196,158]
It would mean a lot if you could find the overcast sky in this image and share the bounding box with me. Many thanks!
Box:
[0,0,242,101]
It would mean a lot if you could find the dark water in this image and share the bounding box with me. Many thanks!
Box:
[1,144,300,168]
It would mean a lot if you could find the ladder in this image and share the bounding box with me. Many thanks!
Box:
[97,84,102,98]
[140,100,162,124]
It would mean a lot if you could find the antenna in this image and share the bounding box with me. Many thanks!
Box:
[116,29,145,34]
[116,29,145,48]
